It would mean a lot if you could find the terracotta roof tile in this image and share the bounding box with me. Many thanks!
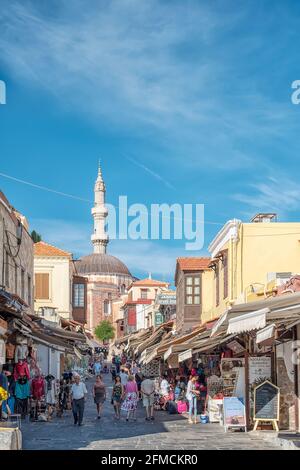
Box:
[34,241,72,258]
[132,278,169,287]
[177,257,211,271]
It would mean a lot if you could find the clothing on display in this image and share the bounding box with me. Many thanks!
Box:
[14,360,30,380]
[14,344,28,363]
[5,343,15,360]
[31,376,46,400]
[45,374,56,404]
[0,339,6,364]
[15,377,30,399]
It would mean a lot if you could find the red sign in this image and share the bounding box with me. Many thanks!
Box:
[127,307,136,326]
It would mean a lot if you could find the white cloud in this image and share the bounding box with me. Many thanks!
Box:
[232,175,300,217]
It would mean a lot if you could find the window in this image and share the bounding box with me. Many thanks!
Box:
[141,289,148,299]
[28,276,32,306]
[73,284,85,307]
[21,269,25,300]
[5,251,9,288]
[120,284,126,294]
[103,300,110,316]
[185,276,201,305]
[34,273,49,300]
[223,252,228,299]
[216,264,219,306]
[14,263,18,295]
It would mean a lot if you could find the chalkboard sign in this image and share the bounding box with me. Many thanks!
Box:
[254,380,280,421]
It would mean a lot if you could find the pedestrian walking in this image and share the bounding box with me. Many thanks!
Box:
[93,358,102,376]
[121,375,138,422]
[120,368,128,387]
[110,363,117,381]
[115,354,121,374]
[111,375,123,420]
[186,375,200,424]
[159,373,170,410]
[71,375,88,426]
[93,375,106,419]
[141,376,155,421]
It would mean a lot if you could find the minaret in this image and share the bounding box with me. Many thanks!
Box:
[91,162,109,254]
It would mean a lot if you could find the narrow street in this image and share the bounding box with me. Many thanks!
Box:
[22,374,281,450]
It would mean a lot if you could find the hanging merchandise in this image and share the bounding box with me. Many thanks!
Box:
[0,339,6,364]
[14,343,28,363]
[6,342,15,360]
[14,359,30,381]
[15,376,30,419]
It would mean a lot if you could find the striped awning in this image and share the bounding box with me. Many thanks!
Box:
[227,308,269,334]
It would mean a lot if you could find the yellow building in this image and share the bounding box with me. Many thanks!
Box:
[201,213,300,323]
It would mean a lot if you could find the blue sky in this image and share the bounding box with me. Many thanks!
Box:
[1,0,300,283]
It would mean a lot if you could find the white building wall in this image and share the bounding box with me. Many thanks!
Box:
[34,257,72,319]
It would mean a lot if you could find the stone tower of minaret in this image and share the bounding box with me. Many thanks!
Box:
[91,162,109,254]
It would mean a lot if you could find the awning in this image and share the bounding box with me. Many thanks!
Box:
[178,349,193,362]
[227,308,269,334]
[144,347,159,364]
[256,323,276,345]
[211,311,228,337]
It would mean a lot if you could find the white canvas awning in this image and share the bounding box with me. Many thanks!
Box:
[227,308,269,335]
[211,311,228,336]
[178,348,192,362]
[256,323,276,344]
[164,346,173,361]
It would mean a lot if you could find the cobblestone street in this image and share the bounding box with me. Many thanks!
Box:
[22,374,281,450]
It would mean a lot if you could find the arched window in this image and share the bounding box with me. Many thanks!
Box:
[120,284,126,294]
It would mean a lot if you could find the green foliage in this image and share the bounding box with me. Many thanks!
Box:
[94,320,115,342]
[31,230,42,243]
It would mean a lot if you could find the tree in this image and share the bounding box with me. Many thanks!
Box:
[94,320,115,342]
[31,230,42,243]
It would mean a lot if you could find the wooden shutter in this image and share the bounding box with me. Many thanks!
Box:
[35,273,49,299]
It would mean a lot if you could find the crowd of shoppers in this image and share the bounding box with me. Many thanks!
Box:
[76,352,207,426]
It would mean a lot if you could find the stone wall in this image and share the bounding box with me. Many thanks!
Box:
[0,193,34,308]
[276,342,296,430]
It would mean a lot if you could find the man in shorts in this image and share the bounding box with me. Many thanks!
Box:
[141,375,155,421]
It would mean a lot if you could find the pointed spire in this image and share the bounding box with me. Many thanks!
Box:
[98,159,103,179]
[148,272,152,279]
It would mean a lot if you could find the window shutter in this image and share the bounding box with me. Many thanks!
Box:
[35,273,49,299]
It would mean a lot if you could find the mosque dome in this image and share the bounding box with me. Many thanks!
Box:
[76,253,131,277]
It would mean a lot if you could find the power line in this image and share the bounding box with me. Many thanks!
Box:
[0,172,91,203]
[0,171,224,226]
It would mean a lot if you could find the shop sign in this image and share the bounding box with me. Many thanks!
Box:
[155,312,164,326]
[249,356,271,387]
[226,340,245,355]
[253,380,280,430]
[158,293,176,305]
[223,397,246,431]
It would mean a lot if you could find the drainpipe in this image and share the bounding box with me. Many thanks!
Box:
[293,326,299,433]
